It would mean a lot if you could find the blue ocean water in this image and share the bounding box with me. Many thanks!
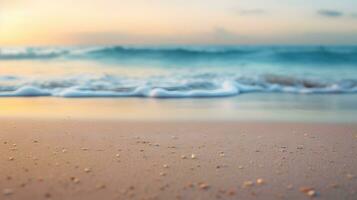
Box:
[0,45,357,98]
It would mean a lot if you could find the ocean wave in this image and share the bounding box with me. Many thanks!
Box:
[0,74,356,98]
[1,46,357,65]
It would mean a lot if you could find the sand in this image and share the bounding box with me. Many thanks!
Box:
[1,119,357,200]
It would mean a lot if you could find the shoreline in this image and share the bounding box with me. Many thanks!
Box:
[1,94,357,123]
[1,119,357,199]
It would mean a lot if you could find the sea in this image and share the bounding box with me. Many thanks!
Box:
[1,45,356,122]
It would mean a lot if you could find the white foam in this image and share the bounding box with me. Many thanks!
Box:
[0,74,356,98]
[148,81,239,98]
[0,86,50,97]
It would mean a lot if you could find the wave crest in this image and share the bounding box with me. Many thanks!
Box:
[1,46,357,65]
[0,74,356,98]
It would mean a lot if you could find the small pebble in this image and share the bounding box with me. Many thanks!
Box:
[227,190,236,196]
[346,174,355,179]
[297,145,304,150]
[70,177,80,184]
[256,178,265,185]
[96,184,106,189]
[163,164,169,168]
[44,193,51,198]
[191,154,197,159]
[181,155,187,159]
[8,157,14,161]
[84,168,91,173]
[287,184,294,190]
[307,190,316,197]
[242,181,254,188]
[199,183,209,190]
[300,187,317,197]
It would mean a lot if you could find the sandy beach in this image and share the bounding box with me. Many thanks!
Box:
[1,119,356,200]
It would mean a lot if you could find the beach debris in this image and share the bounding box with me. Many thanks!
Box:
[242,181,254,188]
[191,154,197,159]
[219,152,225,157]
[84,168,91,173]
[2,188,13,196]
[256,178,265,185]
[300,187,317,197]
[8,157,14,161]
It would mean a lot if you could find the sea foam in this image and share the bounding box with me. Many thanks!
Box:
[0,74,356,98]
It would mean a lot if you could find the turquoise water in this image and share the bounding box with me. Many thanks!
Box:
[0,45,357,98]
[1,45,356,122]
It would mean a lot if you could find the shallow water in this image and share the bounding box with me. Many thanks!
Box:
[0,94,356,122]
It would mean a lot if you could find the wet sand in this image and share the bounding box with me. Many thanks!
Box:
[1,119,357,200]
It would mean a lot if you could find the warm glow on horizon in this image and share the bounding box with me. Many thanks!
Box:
[1,0,357,45]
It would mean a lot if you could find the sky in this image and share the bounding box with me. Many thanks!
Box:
[0,0,357,45]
